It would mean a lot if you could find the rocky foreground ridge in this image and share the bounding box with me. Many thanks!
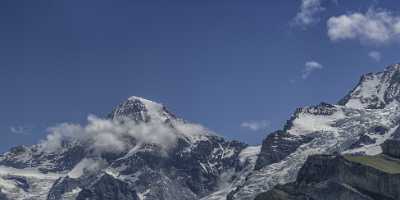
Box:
[255,139,400,200]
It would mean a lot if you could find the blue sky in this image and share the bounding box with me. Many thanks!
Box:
[2,0,400,152]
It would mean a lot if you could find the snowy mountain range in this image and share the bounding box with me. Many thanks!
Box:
[2,64,400,200]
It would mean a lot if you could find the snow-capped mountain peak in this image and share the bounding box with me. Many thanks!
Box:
[0,97,251,200]
[228,65,400,200]
[108,96,176,122]
[3,65,400,200]
[339,64,400,109]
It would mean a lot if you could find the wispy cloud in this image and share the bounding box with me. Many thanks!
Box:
[10,126,30,135]
[292,0,326,28]
[368,51,382,62]
[327,8,400,44]
[302,61,324,79]
[240,120,270,131]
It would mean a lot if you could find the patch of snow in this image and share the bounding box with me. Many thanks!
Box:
[0,166,61,179]
[288,108,345,136]
[62,187,81,199]
[239,146,261,164]
[128,96,168,122]
[345,125,399,155]
[345,74,385,109]
[68,158,107,178]
[0,177,16,190]
[199,163,208,173]
[137,189,150,200]
[105,167,120,178]
[231,104,400,200]
[0,166,63,200]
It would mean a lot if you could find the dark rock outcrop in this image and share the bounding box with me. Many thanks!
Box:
[349,134,376,149]
[0,192,8,200]
[76,174,139,200]
[256,154,400,200]
[381,139,400,159]
[254,131,313,170]
[254,103,335,170]
[47,177,81,200]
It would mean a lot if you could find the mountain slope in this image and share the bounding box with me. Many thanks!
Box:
[0,97,252,200]
[2,64,400,200]
[339,64,400,109]
[255,140,400,200]
[227,64,400,200]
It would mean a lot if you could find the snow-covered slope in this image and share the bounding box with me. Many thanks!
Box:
[339,64,400,109]
[227,64,400,200]
[108,96,177,122]
[229,103,400,200]
[2,64,400,200]
[0,96,252,200]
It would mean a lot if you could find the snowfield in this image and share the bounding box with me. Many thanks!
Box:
[2,65,400,200]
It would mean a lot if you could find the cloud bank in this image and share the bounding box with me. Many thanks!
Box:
[327,9,400,44]
[40,115,208,154]
[302,61,324,79]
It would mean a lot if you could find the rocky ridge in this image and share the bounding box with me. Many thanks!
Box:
[255,139,400,200]
[2,64,400,199]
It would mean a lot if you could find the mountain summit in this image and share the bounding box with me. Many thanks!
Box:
[108,96,176,122]
[227,65,400,200]
[1,65,400,200]
[339,64,400,109]
[0,97,251,200]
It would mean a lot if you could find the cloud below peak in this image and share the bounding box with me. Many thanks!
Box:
[40,115,208,154]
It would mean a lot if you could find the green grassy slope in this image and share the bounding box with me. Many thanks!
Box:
[344,154,400,174]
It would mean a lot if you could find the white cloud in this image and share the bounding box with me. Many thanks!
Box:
[302,61,324,79]
[10,126,30,135]
[327,9,400,44]
[241,120,270,131]
[368,51,382,62]
[40,115,208,154]
[293,0,326,27]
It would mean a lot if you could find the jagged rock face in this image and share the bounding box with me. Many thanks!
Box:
[47,177,81,200]
[108,96,176,122]
[256,154,400,200]
[0,97,251,200]
[348,134,376,149]
[381,139,400,158]
[254,131,313,170]
[254,103,338,170]
[229,65,400,200]
[0,142,88,173]
[45,136,247,200]
[76,174,139,200]
[103,136,247,200]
